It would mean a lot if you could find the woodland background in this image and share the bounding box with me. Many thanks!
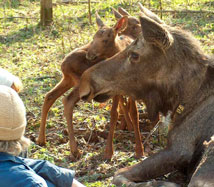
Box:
[0,0,214,186]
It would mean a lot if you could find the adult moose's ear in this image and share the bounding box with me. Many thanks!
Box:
[112,7,122,20]
[140,16,173,50]
[113,16,128,35]
[118,7,130,16]
[96,11,105,28]
[138,3,164,24]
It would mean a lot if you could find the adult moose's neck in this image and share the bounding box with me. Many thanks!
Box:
[160,27,211,118]
[170,62,210,127]
[144,55,209,123]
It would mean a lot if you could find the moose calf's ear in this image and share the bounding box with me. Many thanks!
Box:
[112,7,122,20]
[96,11,105,28]
[118,7,130,16]
[114,16,128,34]
[139,16,173,50]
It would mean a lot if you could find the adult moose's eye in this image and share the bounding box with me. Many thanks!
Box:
[129,52,139,61]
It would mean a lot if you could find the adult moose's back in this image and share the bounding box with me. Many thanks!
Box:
[79,6,214,186]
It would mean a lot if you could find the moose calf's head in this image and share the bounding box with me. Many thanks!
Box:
[80,13,207,116]
[86,12,131,62]
[112,4,165,40]
[112,7,141,39]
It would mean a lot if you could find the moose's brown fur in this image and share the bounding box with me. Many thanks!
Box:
[79,7,214,186]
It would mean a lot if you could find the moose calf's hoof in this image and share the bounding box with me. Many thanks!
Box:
[70,150,82,161]
[135,148,144,158]
[104,147,114,160]
[36,137,46,146]
[103,154,113,160]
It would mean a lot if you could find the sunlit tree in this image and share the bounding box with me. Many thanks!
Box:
[40,0,53,26]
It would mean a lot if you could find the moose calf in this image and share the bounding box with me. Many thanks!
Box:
[37,12,136,159]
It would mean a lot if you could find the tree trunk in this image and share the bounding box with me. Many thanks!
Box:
[88,0,92,24]
[40,0,53,26]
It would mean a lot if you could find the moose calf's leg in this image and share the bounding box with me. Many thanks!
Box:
[118,101,127,130]
[118,114,127,130]
[104,95,120,160]
[38,77,73,145]
[119,96,133,131]
[63,86,81,160]
[128,98,144,158]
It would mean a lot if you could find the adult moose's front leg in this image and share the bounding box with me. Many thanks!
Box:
[63,86,81,160]
[113,147,193,186]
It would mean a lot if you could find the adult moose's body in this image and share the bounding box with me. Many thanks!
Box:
[79,8,214,186]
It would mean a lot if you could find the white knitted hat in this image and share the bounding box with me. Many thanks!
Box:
[0,68,16,87]
[0,68,22,92]
[0,85,26,140]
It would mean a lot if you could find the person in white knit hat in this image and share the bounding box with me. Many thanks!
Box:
[0,85,85,187]
[0,68,23,92]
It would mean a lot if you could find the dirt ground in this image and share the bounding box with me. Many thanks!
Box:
[25,100,188,186]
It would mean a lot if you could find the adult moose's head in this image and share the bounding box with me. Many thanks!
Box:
[80,13,208,120]
[86,12,132,62]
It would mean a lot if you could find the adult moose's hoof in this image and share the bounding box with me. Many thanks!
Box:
[113,175,181,187]
[113,175,133,187]
[113,166,139,186]
[113,165,181,187]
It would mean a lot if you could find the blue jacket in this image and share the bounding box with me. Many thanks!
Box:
[0,152,75,187]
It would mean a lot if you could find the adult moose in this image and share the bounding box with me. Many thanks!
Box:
[79,7,214,186]
[37,12,140,160]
